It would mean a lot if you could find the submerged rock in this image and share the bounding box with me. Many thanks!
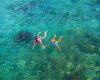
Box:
[15,31,33,44]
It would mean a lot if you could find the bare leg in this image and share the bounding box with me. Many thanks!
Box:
[56,45,61,52]
[33,42,36,50]
[39,41,45,48]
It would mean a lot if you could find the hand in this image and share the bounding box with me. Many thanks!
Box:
[54,34,56,37]
[45,31,48,33]
[39,32,41,34]
[60,36,63,38]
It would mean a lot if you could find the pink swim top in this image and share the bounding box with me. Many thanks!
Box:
[34,38,43,43]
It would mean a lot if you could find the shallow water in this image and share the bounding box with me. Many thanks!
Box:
[0,0,100,80]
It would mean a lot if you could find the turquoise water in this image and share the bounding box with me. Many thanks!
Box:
[0,0,100,80]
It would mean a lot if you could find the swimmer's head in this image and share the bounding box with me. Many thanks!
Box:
[34,36,38,40]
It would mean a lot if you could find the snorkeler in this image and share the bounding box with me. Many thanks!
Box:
[32,31,48,49]
[51,34,62,52]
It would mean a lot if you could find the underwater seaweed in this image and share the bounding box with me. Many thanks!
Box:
[66,28,100,54]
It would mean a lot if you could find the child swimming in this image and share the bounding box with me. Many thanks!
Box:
[32,31,48,49]
[51,34,62,52]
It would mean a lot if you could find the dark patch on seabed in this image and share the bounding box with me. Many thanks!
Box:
[14,31,33,44]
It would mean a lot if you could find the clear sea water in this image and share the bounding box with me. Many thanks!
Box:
[0,0,100,80]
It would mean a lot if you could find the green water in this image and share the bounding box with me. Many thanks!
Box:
[0,0,100,80]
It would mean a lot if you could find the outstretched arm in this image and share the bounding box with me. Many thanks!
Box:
[42,31,48,39]
[37,32,41,38]
[52,34,56,39]
[58,36,63,42]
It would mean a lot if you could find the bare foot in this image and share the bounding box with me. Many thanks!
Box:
[42,46,46,49]
[32,46,35,50]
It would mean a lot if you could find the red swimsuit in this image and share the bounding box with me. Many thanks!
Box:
[33,38,43,45]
